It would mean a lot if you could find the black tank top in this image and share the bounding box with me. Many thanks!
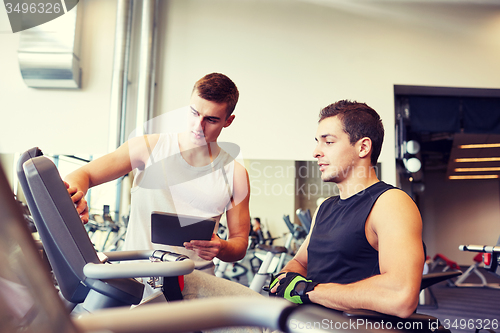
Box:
[307,181,396,284]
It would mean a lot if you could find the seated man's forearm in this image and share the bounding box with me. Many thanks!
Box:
[308,274,420,318]
[280,258,307,276]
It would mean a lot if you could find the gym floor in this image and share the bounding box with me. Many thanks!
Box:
[418,265,500,333]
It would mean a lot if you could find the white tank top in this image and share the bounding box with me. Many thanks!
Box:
[122,132,235,266]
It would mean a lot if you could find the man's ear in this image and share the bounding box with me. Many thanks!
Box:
[358,137,372,159]
[224,115,235,128]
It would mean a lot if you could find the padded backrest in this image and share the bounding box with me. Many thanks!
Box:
[17,149,99,303]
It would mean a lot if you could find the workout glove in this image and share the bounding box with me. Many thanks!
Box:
[269,272,318,304]
[269,272,286,296]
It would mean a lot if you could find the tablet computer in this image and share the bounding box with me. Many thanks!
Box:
[151,211,216,246]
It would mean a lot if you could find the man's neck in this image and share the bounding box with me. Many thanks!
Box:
[336,166,380,200]
[178,132,220,167]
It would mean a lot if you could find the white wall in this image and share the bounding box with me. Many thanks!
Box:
[155,0,500,185]
[245,159,296,244]
[0,0,117,156]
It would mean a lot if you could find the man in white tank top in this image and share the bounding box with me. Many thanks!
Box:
[64,74,263,313]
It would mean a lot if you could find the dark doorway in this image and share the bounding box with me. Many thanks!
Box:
[394,85,500,264]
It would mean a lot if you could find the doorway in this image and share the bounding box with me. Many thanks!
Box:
[394,85,500,264]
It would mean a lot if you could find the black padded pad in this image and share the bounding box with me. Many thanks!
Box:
[420,271,462,290]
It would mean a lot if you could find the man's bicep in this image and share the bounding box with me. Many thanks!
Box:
[75,135,156,188]
[230,161,250,208]
[225,203,250,238]
[374,190,424,281]
[225,163,250,238]
[127,134,160,170]
[292,235,310,269]
[65,148,129,191]
[83,144,134,187]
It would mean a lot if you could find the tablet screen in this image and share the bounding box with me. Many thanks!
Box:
[151,212,216,246]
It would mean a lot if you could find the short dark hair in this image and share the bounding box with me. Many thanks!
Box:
[319,100,384,166]
[193,73,239,118]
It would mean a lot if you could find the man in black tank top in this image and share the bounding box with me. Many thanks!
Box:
[270,100,425,319]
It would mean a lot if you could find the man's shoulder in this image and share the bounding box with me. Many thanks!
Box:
[233,159,247,170]
[233,160,249,180]
[149,132,174,143]
[376,186,411,204]
[128,133,163,148]
[127,133,176,168]
[370,186,420,227]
